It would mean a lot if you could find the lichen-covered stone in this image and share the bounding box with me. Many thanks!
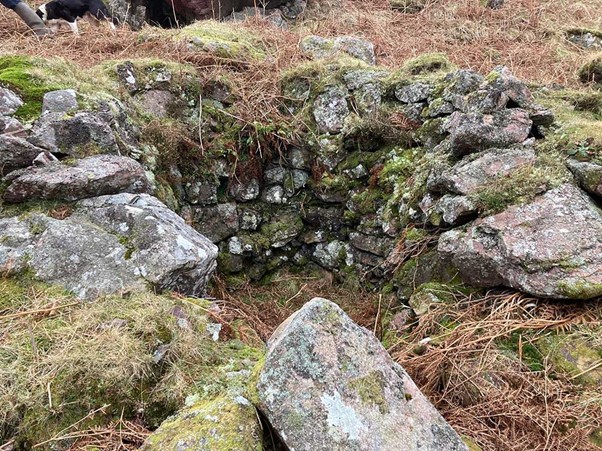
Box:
[536,334,602,386]
[257,298,467,451]
[41,89,78,115]
[566,159,602,197]
[3,155,151,203]
[428,147,536,195]
[300,35,376,65]
[444,109,532,156]
[142,395,262,451]
[0,86,23,116]
[0,194,218,299]
[0,135,47,176]
[313,86,350,133]
[438,184,602,299]
[193,203,240,242]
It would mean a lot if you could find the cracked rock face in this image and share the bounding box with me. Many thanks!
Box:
[0,193,218,300]
[257,298,467,451]
[438,184,602,299]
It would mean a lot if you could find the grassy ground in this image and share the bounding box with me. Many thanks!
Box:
[1,1,602,450]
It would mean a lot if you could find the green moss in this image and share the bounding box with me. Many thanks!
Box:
[0,56,67,121]
[536,333,602,386]
[176,21,267,60]
[349,370,389,414]
[142,395,262,451]
[469,152,571,215]
[535,88,602,163]
[497,331,544,372]
[556,279,602,300]
[0,55,122,122]
[590,428,602,447]
[401,53,454,76]
[578,53,602,86]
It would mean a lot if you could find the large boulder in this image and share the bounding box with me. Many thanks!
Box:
[438,184,602,299]
[3,155,152,203]
[0,193,218,299]
[428,147,536,195]
[257,298,467,451]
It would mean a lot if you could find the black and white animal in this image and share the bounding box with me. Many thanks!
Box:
[36,0,117,34]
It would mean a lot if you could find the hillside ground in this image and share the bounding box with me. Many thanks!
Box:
[1,0,602,450]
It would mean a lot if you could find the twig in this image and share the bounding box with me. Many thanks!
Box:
[0,302,79,321]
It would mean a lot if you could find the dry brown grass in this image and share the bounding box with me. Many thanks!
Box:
[391,289,602,451]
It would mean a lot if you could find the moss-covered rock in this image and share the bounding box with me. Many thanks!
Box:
[177,21,267,60]
[537,334,602,386]
[579,53,602,86]
[141,395,263,451]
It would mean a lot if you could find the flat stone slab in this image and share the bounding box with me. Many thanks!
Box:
[3,155,151,203]
[257,297,467,451]
[438,184,602,299]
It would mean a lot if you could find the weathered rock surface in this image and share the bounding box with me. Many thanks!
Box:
[142,396,262,451]
[438,184,602,299]
[429,147,536,195]
[300,35,376,65]
[3,155,151,203]
[0,87,23,116]
[42,89,78,115]
[257,298,467,451]
[0,135,48,176]
[444,109,532,156]
[566,159,602,197]
[313,86,350,133]
[29,111,120,155]
[0,194,218,299]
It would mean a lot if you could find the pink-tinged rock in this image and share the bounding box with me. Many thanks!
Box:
[257,297,467,451]
[432,147,536,195]
[438,184,602,299]
[3,154,151,203]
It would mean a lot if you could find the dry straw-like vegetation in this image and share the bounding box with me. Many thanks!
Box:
[2,0,602,449]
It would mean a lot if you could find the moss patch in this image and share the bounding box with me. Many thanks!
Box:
[349,370,389,414]
[176,21,267,60]
[142,395,262,451]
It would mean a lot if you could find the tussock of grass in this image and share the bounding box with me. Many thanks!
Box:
[0,278,262,449]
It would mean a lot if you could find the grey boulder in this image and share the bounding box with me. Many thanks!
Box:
[300,35,376,65]
[0,194,218,300]
[3,155,152,203]
[257,297,467,451]
[313,86,350,134]
[42,89,78,115]
[429,147,536,195]
[438,184,602,299]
